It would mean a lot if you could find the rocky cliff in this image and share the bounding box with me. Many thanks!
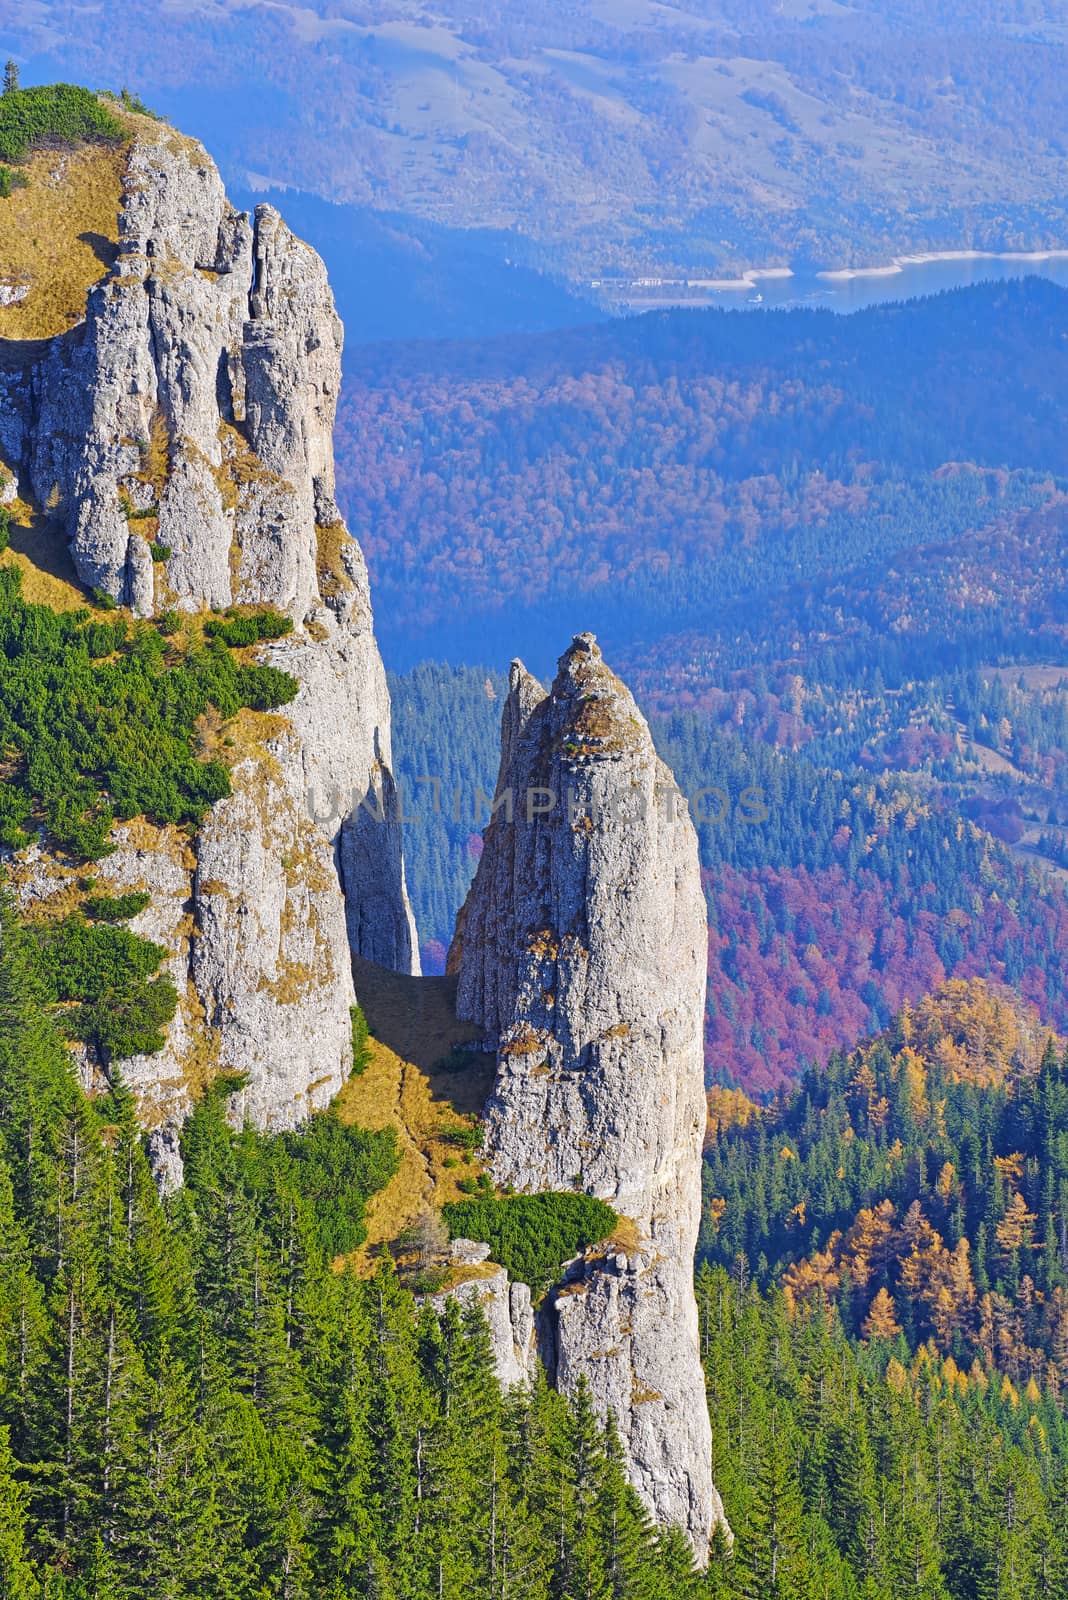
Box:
[449,633,723,1556]
[0,118,417,1153]
[0,118,719,1543]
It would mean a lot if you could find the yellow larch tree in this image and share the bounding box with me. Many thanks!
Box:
[863,1286,901,1341]
[996,1191,1038,1258]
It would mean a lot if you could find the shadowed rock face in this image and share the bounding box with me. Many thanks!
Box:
[449,632,725,1557]
[0,124,418,1153]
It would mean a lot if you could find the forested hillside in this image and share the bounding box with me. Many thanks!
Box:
[388,663,507,971]
[699,1263,1068,1600]
[17,905,1056,1598]
[340,279,1068,669]
[371,284,1068,1087]
[703,981,1068,1383]
[6,62,1068,1590]
[0,897,706,1597]
[659,712,1068,1090]
[691,980,1068,1592]
[12,874,1068,1597]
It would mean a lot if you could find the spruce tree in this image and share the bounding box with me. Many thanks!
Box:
[736,1416,812,1600]
[0,1425,38,1599]
[703,1522,739,1600]
[0,1165,48,1451]
[598,1417,661,1599]
[558,1380,611,1600]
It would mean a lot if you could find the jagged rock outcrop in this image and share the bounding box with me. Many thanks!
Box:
[2,129,325,617]
[433,1243,538,1391]
[0,119,417,1140]
[449,633,723,1556]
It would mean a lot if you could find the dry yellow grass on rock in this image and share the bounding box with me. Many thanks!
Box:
[0,140,128,341]
[0,484,106,613]
[335,958,496,1273]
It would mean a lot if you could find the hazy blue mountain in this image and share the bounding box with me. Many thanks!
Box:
[8,1,1068,290]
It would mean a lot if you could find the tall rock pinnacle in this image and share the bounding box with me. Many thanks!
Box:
[449,633,725,1555]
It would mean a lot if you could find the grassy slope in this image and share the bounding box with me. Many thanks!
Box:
[336,957,495,1274]
[0,135,127,340]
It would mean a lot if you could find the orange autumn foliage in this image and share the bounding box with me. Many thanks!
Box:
[705,1085,760,1146]
[783,1235,842,1314]
[784,1198,977,1352]
[911,977,1054,1087]
[863,1286,902,1340]
[996,1191,1038,1257]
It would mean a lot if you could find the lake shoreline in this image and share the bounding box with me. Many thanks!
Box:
[592,246,1068,316]
[817,247,1068,283]
[703,247,1068,293]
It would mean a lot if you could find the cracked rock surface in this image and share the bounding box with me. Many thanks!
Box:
[0,122,418,1141]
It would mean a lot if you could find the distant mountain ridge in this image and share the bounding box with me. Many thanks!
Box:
[8,0,1068,285]
[335,277,1068,672]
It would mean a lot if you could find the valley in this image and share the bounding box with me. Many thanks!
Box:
[2,51,1068,1599]
[365,282,1068,1097]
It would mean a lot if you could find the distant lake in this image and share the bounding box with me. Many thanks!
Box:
[599,252,1068,316]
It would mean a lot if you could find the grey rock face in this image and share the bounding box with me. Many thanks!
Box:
[6,756,354,1139]
[146,1125,185,1196]
[26,133,252,607]
[0,123,418,1139]
[266,580,419,978]
[191,726,357,1129]
[17,136,333,622]
[432,1266,537,1393]
[449,633,723,1556]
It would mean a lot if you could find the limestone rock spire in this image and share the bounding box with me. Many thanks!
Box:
[450,632,725,1555]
